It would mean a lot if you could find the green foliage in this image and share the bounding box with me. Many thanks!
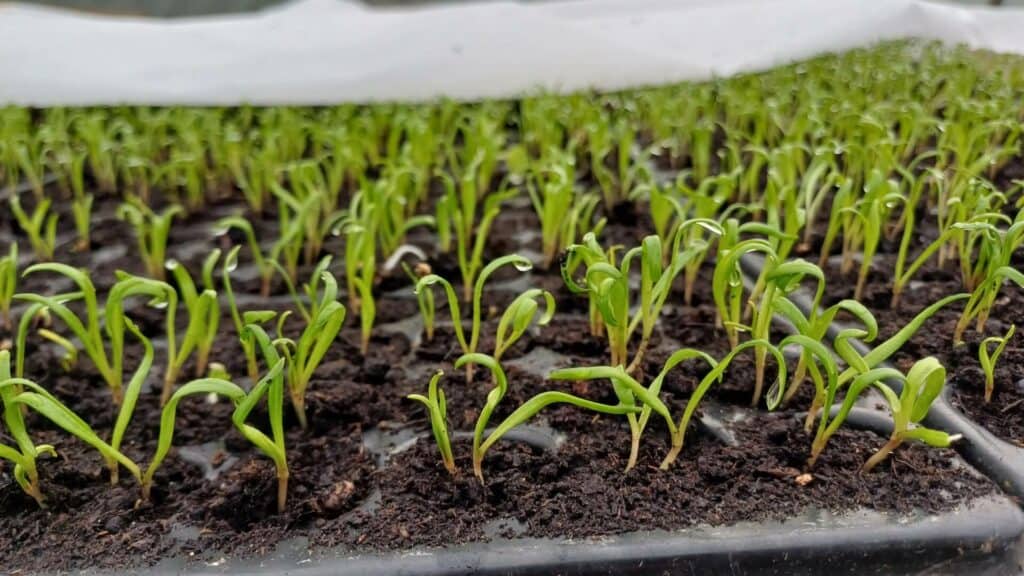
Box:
[810,357,958,472]
[979,324,1016,403]
[526,157,605,269]
[952,213,1024,342]
[163,251,222,404]
[411,353,641,481]
[0,243,16,328]
[834,293,969,387]
[275,271,346,429]
[117,199,183,281]
[71,193,94,252]
[214,215,278,297]
[765,260,877,426]
[663,340,787,467]
[415,254,549,379]
[15,265,174,405]
[0,350,140,506]
[408,371,455,474]
[143,327,289,512]
[9,194,58,261]
[435,169,515,302]
[221,246,278,381]
[564,225,715,372]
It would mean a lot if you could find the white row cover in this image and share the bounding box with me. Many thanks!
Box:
[1,0,1023,105]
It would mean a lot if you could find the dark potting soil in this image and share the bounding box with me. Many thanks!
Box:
[0,187,1003,574]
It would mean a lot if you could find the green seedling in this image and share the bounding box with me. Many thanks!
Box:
[407,371,455,474]
[412,353,641,481]
[834,293,970,387]
[107,317,154,482]
[403,261,436,342]
[549,349,710,471]
[215,215,284,297]
[118,199,183,281]
[163,251,222,404]
[274,271,346,429]
[664,339,790,467]
[0,350,140,506]
[527,160,604,269]
[9,195,58,261]
[70,194,94,252]
[765,261,877,427]
[952,214,1024,341]
[15,265,177,405]
[0,243,15,328]
[564,225,716,372]
[979,324,1016,403]
[435,170,516,302]
[222,246,277,381]
[0,349,55,505]
[143,343,289,512]
[810,357,959,472]
[415,254,548,380]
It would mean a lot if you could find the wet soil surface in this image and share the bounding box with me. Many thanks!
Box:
[0,186,1003,573]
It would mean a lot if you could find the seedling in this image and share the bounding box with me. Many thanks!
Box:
[222,246,278,381]
[809,357,959,472]
[0,244,15,328]
[590,115,644,209]
[563,226,716,372]
[0,349,55,505]
[66,149,93,251]
[711,238,776,352]
[493,288,555,363]
[163,251,222,404]
[9,195,58,261]
[527,159,605,269]
[15,265,177,405]
[143,328,288,512]
[337,193,379,355]
[889,167,944,307]
[0,350,140,505]
[404,261,436,342]
[118,199,183,281]
[215,215,283,297]
[71,194,94,252]
[952,213,1024,342]
[549,349,708,471]
[833,294,970,387]
[107,317,154,482]
[408,371,455,473]
[275,271,346,429]
[979,324,1016,403]
[412,353,642,481]
[664,339,790,467]
[764,260,877,426]
[832,170,902,300]
[415,254,549,379]
[435,170,516,302]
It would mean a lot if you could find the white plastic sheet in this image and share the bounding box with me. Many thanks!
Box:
[1,0,1023,105]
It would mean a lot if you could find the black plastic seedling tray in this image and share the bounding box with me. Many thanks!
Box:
[6,194,1024,576]
[127,398,1023,576]
[124,330,1024,576]
[68,256,1024,576]
[133,491,1023,576]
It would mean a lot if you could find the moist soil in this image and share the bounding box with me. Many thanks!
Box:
[0,184,1003,573]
